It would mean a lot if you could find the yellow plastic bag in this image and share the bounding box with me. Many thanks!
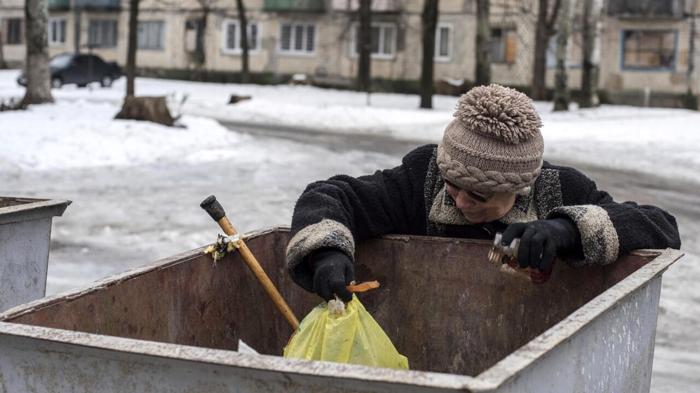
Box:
[283,294,409,369]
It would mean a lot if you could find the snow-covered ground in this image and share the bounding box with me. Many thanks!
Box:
[1,70,698,391]
[3,69,700,184]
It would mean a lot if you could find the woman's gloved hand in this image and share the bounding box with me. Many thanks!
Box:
[501,218,581,272]
[310,249,354,302]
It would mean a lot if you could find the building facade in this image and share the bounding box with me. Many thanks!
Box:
[1,0,699,105]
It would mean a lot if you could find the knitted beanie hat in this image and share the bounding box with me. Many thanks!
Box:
[437,84,544,194]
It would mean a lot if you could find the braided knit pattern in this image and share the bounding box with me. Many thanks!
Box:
[437,147,541,193]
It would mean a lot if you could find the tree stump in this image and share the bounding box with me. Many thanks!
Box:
[115,96,176,127]
[228,94,252,104]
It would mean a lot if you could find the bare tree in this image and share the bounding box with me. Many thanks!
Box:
[579,0,603,107]
[0,28,7,69]
[420,0,439,108]
[192,0,215,67]
[126,0,140,97]
[531,0,561,100]
[475,0,491,86]
[357,0,371,92]
[21,0,53,107]
[236,0,250,83]
[685,0,698,109]
[116,0,174,125]
[553,0,573,111]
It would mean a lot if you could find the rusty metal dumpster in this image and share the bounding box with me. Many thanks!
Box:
[0,227,683,392]
[0,197,71,312]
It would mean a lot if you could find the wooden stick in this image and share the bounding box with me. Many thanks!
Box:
[201,196,300,330]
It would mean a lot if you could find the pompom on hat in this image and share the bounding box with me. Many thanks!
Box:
[437,84,544,194]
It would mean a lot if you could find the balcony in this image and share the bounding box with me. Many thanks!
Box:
[48,0,70,10]
[608,0,686,19]
[331,0,400,13]
[264,0,325,13]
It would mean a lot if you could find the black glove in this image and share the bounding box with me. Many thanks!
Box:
[501,218,581,272]
[310,248,354,302]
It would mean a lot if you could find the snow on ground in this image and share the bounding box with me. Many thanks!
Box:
[1,70,699,392]
[0,99,245,171]
[2,69,699,184]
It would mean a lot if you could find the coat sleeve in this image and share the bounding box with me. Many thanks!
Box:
[285,145,434,291]
[545,166,681,266]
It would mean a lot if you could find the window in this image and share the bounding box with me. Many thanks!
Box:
[222,20,260,54]
[48,18,66,46]
[352,23,396,58]
[138,21,164,50]
[622,30,676,70]
[6,18,23,45]
[434,23,452,60]
[279,23,315,54]
[88,19,118,48]
[490,27,517,64]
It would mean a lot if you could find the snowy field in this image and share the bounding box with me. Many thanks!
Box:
[1,70,699,391]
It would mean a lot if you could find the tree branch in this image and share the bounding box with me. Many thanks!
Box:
[546,0,562,34]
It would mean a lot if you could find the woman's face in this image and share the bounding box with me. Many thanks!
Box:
[444,180,517,224]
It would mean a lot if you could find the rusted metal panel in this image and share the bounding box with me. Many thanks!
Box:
[0,228,684,392]
[354,236,655,375]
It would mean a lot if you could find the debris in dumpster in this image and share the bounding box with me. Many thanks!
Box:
[204,233,246,264]
[488,232,553,284]
[283,285,408,370]
[237,339,259,355]
[346,280,380,293]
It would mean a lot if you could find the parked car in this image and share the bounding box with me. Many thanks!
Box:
[17,53,122,89]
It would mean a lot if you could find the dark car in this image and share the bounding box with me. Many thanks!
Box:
[17,53,122,88]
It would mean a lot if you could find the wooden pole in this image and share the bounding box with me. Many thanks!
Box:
[201,196,299,330]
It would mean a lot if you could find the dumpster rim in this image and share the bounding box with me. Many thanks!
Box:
[0,227,492,390]
[0,228,683,391]
[0,320,483,390]
[0,197,71,225]
[475,247,684,389]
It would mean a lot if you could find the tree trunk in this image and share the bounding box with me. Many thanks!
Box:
[685,3,697,109]
[420,0,439,109]
[21,0,53,107]
[580,0,603,108]
[357,0,371,92]
[236,0,249,83]
[531,0,561,100]
[553,0,572,111]
[73,5,81,53]
[0,29,7,69]
[193,1,211,68]
[115,96,175,126]
[688,9,696,91]
[475,0,491,86]
[125,0,139,97]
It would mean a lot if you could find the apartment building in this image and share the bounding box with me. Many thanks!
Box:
[1,0,698,106]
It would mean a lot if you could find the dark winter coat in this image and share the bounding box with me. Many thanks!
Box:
[286,144,681,291]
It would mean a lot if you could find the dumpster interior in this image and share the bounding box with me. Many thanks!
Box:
[4,228,654,377]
